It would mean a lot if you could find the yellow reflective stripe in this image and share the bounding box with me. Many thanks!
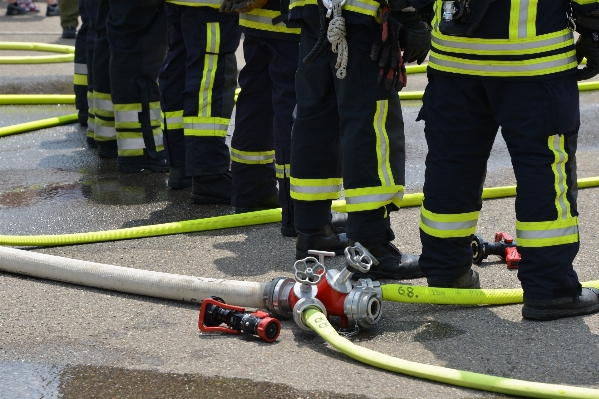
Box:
[374,100,395,187]
[288,0,377,18]
[275,163,290,179]
[572,0,599,4]
[420,206,479,238]
[431,29,573,56]
[429,50,577,77]
[289,0,316,9]
[184,116,229,137]
[199,23,220,118]
[344,185,404,212]
[240,9,301,34]
[74,74,88,86]
[230,148,275,164]
[94,91,112,101]
[548,134,572,220]
[290,177,342,201]
[161,110,184,130]
[516,217,579,247]
[166,0,221,7]
[527,0,538,38]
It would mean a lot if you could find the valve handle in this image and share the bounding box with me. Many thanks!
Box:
[307,249,336,265]
[345,242,378,273]
[293,257,325,285]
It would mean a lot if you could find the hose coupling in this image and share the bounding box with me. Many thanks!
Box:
[263,277,295,319]
[344,279,383,329]
[293,297,327,331]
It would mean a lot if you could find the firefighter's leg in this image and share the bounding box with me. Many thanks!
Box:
[74,0,88,126]
[181,8,239,203]
[160,3,190,188]
[291,17,348,259]
[230,33,278,211]
[268,37,299,236]
[92,0,117,158]
[84,0,97,147]
[107,0,168,172]
[419,74,499,287]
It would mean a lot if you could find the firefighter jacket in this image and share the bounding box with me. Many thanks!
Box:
[239,0,300,40]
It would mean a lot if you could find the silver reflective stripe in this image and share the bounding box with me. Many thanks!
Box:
[432,32,571,52]
[420,214,478,231]
[231,151,274,162]
[551,134,569,219]
[201,54,217,117]
[184,122,229,131]
[517,225,579,239]
[518,0,530,38]
[290,184,342,194]
[87,122,95,133]
[115,108,161,123]
[95,98,114,112]
[74,63,88,75]
[276,164,290,175]
[166,116,184,125]
[94,124,117,138]
[346,192,402,205]
[117,135,164,150]
[240,13,283,26]
[429,54,576,73]
[375,100,391,186]
[347,0,378,14]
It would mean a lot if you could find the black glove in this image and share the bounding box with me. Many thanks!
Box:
[220,0,267,13]
[397,12,431,65]
[576,31,599,81]
[371,7,407,91]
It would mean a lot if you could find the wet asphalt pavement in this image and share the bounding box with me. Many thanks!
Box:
[2,5,599,399]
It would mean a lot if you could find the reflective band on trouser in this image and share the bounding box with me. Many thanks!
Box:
[508,0,539,39]
[94,118,117,141]
[428,50,577,77]
[93,91,115,119]
[230,148,275,165]
[117,128,165,157]
[289,0,379,18]
[74,62,88,86]
[87,91,95,136]
[431,29,574,56]
[549,134,573,220]
[290,177,343,201]
[165,0,222,8]
[516,217,579,247]
[183,117,230,137]
[239,9,301,34]
[161,110,184,130]
[373,99,395,187]
[420,206,479,238]
[198,23,220,118]
[114,102,162,130]
[345,186,404,212]
[276,163,290,179]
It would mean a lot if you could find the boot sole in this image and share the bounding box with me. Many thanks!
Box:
[190,194,231,204]
[522,302,599,321]
[118,164,169,173]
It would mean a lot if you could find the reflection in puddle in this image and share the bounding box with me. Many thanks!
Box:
[0,183,83,208]
[0,362,369,399]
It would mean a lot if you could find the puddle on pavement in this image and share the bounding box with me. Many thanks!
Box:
[0,362,370,399]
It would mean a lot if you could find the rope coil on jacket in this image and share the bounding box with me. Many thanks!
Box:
[327,0,348,79]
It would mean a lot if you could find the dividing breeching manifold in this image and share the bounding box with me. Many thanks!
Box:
[263,243,383,331]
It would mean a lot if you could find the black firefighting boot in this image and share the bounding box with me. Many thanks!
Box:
[167,166,192,189]
[349,241,423,280]
[117,152,169,173]
[427,269,480,289]
[522,287,599,321]
[234,193,280,214]
[295,223,349,259]
[282,210,347,238]
[191,171,232,204]
[97,140,118,158]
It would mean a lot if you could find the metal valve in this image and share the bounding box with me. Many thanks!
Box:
[293,256,325,298]
[345,242,377,273]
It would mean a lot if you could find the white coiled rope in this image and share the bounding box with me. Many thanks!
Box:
[326,0,348,79]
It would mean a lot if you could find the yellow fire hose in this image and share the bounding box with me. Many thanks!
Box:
[0,42,75,64]
[303,308,599,399]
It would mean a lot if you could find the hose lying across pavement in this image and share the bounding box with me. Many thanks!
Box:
[2,177,599,247]
[303,308,599,399]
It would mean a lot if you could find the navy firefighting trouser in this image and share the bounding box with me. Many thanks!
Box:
[84,0,97,141]
[74,0,88,115]
[290,17,406,245]
[231,33,298,229]
[159,4,239,176]
[419,73,581,301]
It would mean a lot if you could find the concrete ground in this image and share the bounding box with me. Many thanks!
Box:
[2,3,599,399]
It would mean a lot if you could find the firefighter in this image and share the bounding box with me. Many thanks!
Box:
[288,0,429,279]
[159,0,240,203]
[73,0,88,127]
[88,0,168,172]
[415,0,599,320]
